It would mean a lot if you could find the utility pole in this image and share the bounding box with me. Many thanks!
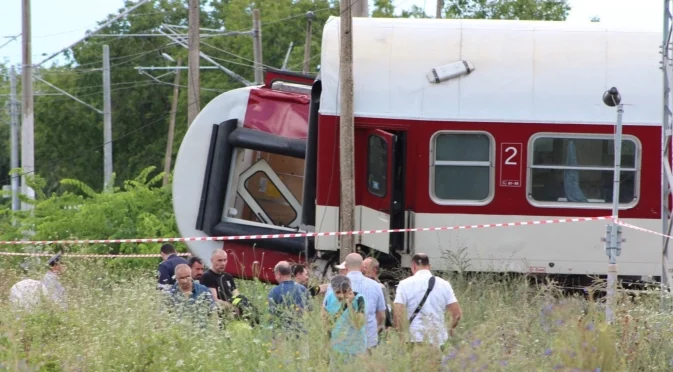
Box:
[339,0,356,262]
[103,45,113,189]
[436,0,444,18]
[21,0,34,210]
[302,12,315,74]
[352,0,369,17]
[602,87,624,324]
[252,9,263,84]
[163,58,182,186]
[187,0,200,126]
[9,66,20,211]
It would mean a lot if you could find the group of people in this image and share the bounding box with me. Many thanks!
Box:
[157,243,463,363]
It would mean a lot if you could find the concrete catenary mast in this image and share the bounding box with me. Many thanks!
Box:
[661,0,673,309]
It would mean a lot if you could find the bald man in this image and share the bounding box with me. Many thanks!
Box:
[200,250,239,305]
[268,261,309,330]
[171,264,213,302]
[166,264,216,326]
[363,257,393,331]
[323,253,386,349]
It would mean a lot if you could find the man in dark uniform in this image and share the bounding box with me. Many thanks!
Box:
[157,244,188,290]
[200,250,238,306]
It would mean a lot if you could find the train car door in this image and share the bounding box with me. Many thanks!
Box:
[355,128,405,254]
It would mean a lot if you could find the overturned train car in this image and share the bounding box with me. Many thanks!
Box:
[173,17,663,284]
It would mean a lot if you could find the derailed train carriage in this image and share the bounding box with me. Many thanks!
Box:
[172,17,663,284]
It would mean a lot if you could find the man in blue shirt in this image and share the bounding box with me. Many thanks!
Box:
[323,253,386,349]
[268,261,308,332]
[157,244,188,290]
[166,264,217,328]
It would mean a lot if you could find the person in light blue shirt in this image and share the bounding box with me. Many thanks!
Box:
[323,253,386,349]
[324,275,366,363]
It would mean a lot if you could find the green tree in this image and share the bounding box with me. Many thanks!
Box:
[401,5,431,18]
[445,0,571,20]
[372,0,395,18]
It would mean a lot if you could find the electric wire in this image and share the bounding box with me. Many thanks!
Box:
[0,1,361,191]
[0,93,205,188]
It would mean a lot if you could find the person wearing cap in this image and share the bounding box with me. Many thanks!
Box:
[334,261,347,275]
[157,244,189,290]
[42,252,66,308]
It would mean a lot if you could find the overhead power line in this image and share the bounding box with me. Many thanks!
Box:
[36,0,154,67]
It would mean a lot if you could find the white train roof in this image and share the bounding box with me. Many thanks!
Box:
[319,17,663,126]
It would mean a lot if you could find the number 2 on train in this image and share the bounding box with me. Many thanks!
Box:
[504,146,518,165]
[499,143,522,187]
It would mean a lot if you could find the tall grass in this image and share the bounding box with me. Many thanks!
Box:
[1,261,673,371]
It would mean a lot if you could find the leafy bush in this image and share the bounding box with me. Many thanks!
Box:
[0,167,183,271]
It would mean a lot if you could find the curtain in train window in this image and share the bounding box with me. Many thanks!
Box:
[529,136,638,206]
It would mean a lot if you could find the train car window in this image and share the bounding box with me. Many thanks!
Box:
[430,131,494,205]
[367,135,388,197]
[242,166,299,227]
[230,153,304,229]
[527,134,640,208]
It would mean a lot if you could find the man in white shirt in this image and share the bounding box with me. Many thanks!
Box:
[393,253,462,347]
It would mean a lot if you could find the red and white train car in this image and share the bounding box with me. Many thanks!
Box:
[173,17,663,284]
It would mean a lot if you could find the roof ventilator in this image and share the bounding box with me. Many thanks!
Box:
[426,60,475,84]
[271,81,312,95]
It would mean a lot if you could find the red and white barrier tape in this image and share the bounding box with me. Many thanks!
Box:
[0,215,612,258]
[615,220,673,239]
[0,252,191,258]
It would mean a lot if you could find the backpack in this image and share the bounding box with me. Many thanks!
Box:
[231,294,260,326]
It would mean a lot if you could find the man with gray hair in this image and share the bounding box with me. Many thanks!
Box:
[323,253,386,349]
[268,260,309,331]
[165,264,217,328]
[363,257,393,331]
